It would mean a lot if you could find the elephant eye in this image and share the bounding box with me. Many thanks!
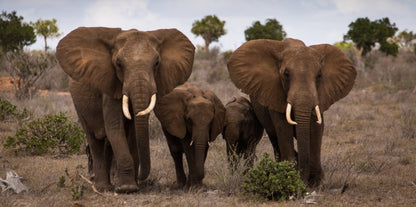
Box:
[283,69,290,79]
[116,58,123,69]
[316,71,322,80]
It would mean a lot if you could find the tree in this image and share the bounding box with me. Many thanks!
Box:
[191,15,226,50]
[31,18,61,53]
[3,51,56,99]
[390,30,416,52]
[344,17,398,56]
[244,18,287,41]
[0,11,36,53]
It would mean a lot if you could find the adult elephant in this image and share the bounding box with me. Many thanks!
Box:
[227,38,356,186]
[56,27,195,193]
[154,83,225,188]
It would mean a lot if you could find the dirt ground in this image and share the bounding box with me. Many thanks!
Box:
[1,74,416,206]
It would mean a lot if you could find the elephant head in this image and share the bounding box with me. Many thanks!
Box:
[155,83,225,186]
[227,38,356,184]
[56,27,195,182]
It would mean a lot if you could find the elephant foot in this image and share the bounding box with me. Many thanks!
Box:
[308,171,324,187]
[94,182,112,192]
[115,184,139,193]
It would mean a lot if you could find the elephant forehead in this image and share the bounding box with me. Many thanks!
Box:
[189,96,211,106]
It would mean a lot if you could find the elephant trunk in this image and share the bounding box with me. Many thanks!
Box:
[191,126,209,185]
[293,107,312,184]
[126,73,157,181]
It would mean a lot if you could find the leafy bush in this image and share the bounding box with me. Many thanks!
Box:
[0,97,30,121]
[4,112,85,155]
[242,153,305,201]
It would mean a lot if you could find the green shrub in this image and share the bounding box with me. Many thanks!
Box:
[4,112,85,155]
[242,153,305,201]
[0,98,30,121]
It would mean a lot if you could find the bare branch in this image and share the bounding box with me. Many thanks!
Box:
[0,171,29,193]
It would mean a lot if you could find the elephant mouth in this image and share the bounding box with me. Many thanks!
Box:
[122,94,157,120]
[285,103,322,125]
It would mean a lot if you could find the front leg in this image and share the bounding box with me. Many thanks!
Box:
[269,110,296,161]
[102,95,138,193]
[163,128,187,188]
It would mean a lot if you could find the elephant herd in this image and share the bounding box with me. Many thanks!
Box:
[56,27,356,193]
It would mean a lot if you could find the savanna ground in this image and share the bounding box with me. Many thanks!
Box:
[1,48,416,206]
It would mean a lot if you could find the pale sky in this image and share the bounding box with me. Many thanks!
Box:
[1,0,415,51]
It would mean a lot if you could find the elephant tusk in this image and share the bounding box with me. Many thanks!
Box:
[315,105,322,125]
[189,140,194,146]
[286,103,298,125]
[122,95,132,120]
[136,94,157,117]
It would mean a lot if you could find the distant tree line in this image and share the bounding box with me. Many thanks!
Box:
[0,11,415,99]
[191,15,415,56]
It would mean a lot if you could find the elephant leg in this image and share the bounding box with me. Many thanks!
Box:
[84,132,112,191]
[251,99,281,160]
[269,110,296,162]
[309,117,324,186]
[102,95,138,193]
[163,129,186,188]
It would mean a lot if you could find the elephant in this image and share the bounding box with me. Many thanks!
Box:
[222,96,264,169]
[154,83,225,188]
[56,27,195,193]
[227,38,356,186]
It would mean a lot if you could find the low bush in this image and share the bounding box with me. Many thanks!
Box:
[0,97,30,121]
[242,153,305,201]
[4,112,85,155]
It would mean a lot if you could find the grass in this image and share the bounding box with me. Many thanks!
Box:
[1,49,416,206]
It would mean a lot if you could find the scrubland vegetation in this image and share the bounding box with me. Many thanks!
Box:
[0,46,415,206]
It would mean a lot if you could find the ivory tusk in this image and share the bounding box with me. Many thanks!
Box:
[122,95,132,120]
[286,103,298,125]
[136,94,157,117]
[315,105,322,125]
[189,140,194,146]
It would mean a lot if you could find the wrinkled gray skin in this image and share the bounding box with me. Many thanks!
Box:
[154,84,225,188]
[222,96,264,169]
[56,27,194,193]
[227,38,356,186]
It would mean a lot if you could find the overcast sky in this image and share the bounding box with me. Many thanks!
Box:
[1,0,415,51]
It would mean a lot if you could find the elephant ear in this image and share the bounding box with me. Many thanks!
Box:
[149,29,195,96]
[310,44,357,111]
[227,38,305,112]
[204,90,226,142]
[56,27,123,98]
[154,88,188,139]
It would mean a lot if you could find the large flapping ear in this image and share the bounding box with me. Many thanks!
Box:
[204,90,226,142]
[149,29,195,96]
[310,44,357,111]
[154,87,188,139]
[56,27,123,98]
[227,38,305,113]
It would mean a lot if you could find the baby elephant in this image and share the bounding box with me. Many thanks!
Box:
[154,83,225,188]
[222,96,264,169]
